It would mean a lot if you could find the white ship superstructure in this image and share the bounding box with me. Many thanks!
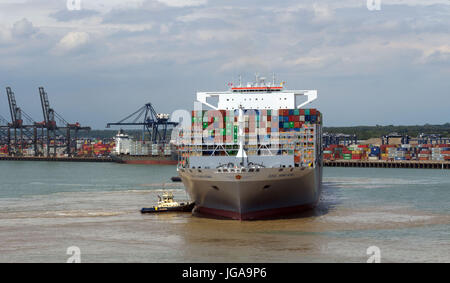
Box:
[114,129,131,155]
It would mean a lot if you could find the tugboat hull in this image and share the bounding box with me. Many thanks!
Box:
[140,202,195,213]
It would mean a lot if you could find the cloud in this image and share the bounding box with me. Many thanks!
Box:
[420,45,450,65]
[79,0,146,13]
[12,18,38,38]
[50,9,100,22]
[157,0,208,8]
[0,25,12,44]
[54,31,90,54]
[312,4,334,23]
[292,56,329,67]
[1,0,450,127]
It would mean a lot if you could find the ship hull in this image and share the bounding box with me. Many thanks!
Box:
[179,166,322,220]
[123,159,177,165]
[111,154,178,165]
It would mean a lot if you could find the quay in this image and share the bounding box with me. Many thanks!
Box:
[0,156,114,163]
[324,160,450,169]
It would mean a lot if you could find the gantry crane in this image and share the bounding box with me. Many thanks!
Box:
[5,87,39,156]
[38,87,90,157]
[106,103,178,144]
[323,133,358,147]
[0,114,9,145]
[417,133,450,145]
[381,132,410,145]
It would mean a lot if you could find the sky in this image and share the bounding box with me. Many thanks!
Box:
[0,0,449,129]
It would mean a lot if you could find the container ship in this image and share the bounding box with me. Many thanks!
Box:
[176,76,323,220]
[110,130,178,165]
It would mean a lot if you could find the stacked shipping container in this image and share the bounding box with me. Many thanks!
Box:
[323,143,450,161]
[181,108,322,167]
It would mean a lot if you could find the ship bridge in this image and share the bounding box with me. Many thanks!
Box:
[197,75,317,110]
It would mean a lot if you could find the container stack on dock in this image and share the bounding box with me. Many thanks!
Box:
[0,145,8,155]
[127,141,172,156]
[77,141,114,157]
[323,143,450,162]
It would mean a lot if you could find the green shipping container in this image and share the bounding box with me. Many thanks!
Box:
[289,122,295,128]
[305,109,310,115]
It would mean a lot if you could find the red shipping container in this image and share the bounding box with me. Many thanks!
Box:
[310,109,317,115]
[299,109,305,115]
[294,122,300,128]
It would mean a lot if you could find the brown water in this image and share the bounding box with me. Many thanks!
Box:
[0,162,449,263]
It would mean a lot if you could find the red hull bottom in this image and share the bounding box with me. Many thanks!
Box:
[123,160,177,165]
[193,203,316,220]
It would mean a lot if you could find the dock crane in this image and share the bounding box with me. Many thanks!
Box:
[323,133,358,147]
[0,114,9,145]
[38,87,90,157]
[0,115,8,125]
[106,103,178,144]
[5,87,39,156]
[417,133,450,145]
[381,132,410,145]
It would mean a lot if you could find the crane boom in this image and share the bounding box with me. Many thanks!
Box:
[6,87,23,128]
[107,103,178,144]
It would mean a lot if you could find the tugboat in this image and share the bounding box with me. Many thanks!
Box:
[140,191,194,213]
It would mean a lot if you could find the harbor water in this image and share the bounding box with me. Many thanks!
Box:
[0,161,448,262]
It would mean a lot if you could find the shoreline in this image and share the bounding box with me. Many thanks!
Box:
[1,156,449,170]
[324,159,450,169]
